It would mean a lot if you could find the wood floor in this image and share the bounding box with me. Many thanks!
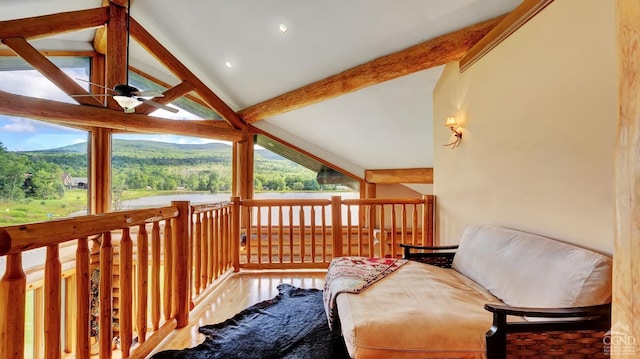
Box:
[147,270,327,357]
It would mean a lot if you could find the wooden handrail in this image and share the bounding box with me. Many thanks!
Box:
[0,206,178,255]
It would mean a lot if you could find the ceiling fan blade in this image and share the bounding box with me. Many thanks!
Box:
[134,90,164,98]
[70,94,112,97]
[139,99,179,113]
[75,78,114,92]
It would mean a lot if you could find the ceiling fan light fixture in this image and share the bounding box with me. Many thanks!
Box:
[113,95,141,113]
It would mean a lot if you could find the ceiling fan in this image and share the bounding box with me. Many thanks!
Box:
[71,0,179,114]
[72,81,179,114]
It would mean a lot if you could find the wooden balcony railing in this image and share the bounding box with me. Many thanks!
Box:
[0,195,434,359]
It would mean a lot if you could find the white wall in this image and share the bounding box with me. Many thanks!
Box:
[433,0,616,254]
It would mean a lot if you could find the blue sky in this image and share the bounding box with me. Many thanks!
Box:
[0,67,226,152]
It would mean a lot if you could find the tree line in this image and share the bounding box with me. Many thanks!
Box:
[0,140,339,203]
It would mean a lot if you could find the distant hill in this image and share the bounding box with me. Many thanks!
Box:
[19,138,307,176]
[23,139,287,161]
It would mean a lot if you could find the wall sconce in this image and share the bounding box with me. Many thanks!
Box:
[444,116,462,149]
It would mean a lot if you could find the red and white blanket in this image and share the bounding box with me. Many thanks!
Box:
[323,256,408,330]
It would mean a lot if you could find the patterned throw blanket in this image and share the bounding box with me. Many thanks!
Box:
[323,257,408,330]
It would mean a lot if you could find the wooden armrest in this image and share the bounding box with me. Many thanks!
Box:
[484,303,611,318]
[399,244,459,250]
[400,244,458,268]
[485,302,611,359]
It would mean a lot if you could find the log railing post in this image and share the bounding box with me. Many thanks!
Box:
[119,227,133,357]
[231,196,241,272]
[331,196,343,258]
[44,245,61,359]
[0,253,26,359]
[99,232,113,359]
[151,222,161,331]
[423,195,435,246]
[136,224,149,344]
[76,237,91,359]
[171,201,191,328]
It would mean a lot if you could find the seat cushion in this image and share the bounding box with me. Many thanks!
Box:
[337,261,501,359]
[451,224,612,308]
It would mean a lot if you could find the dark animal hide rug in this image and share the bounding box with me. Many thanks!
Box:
[151,284,350,359]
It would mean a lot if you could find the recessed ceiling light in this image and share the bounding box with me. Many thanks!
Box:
[279,23,288,33]
[225,61,232,68]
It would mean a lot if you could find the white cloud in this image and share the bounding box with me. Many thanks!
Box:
[1,118,36,132]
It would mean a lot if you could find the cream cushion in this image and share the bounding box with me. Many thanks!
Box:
[336,261,502,359]
[451,224,612,308]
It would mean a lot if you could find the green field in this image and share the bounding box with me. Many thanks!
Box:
[0,189,201,226]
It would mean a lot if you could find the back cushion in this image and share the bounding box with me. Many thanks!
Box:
[451,224,612,308]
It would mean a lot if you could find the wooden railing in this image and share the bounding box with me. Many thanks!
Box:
[0,201,196,359]
[190,201,236,307]
[0,195,435,359]
[239,195,435,268]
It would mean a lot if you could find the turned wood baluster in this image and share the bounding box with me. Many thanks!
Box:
[331,196,343,258]
[278,207,284,263]
[76,237,91,359]
[310,206,317,262]
[299,206,305,263]
[0,254,26,359]
[202,211,211,285]
[379,206,386,258]
[45,245,62,359]
[136,224,148,343]
[267,206,273,263]
[163,219,173,320]
[256,206,262,264]
[346,206,353,256]
[368,204,376,258]
[412,205,419,245]
[211,210,218,278]
[321,207,327,262]
[151,222,161,330]
[199,213,208,290]
[99,232,113,359]
[64,274,76,355]
[288,206,294,262]
[211,211,217,283]
[391,205,397,257]
[194,213,201,295]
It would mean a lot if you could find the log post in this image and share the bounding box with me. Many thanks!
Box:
[119,228,133,357]
[44,245,62,359]
[331,196,343,258]
[231,197,241,271]
[99,232,113,359]
[151,222,161,330]
[136,224,149,343]
[171,201,191,328]
[614,0,640,356]
[423,195,435,246]
[76,237,91,359]
[163,219,173,321]
[0,254,26,359]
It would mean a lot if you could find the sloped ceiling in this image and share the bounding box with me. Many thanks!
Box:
[1,0,522,182]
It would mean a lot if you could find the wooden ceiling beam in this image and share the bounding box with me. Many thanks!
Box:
[0,90,244,142]
[105,2,128,111]
[459,0,554,72]
[238,15,505,123]
[135,81,195,115]
[93,0,131,55]
[1,37,103,107]
[365,168,433,184]
[129,17,246,130]
[0,7,109,40]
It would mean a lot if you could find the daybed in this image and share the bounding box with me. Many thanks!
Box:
[325,224,613,359]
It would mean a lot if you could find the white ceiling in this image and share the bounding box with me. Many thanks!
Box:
[2,0,522,182]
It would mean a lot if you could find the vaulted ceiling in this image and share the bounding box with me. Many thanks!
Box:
[0,0,525,188]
